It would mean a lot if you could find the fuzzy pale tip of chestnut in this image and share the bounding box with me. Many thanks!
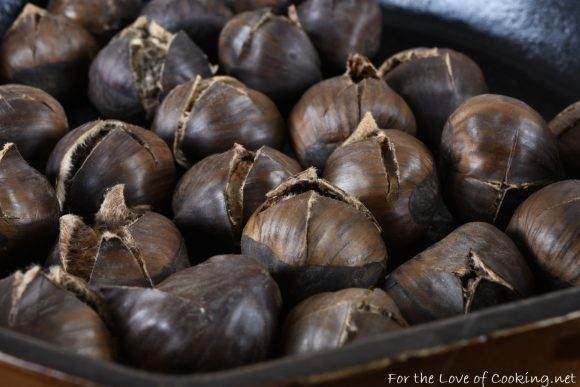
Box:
[346,54,380,81]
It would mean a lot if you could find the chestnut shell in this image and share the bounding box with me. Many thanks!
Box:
[282,288,407,356]
[242,169,387,303]
[100,254,282,373]
[46,120,176,220]
[549,101,580,179]
[289,54,417,170]
[379,47,488,152]
[507,180,580,289]
[440,94,563,228]
[152,76,285,167]
[0,4,97,101]
[385,222,535,325]
[0,84,68,171]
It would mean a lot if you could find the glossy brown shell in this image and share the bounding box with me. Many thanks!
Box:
[172,144,301,260]
[152,76,285,167]
[289,55,417,170]
[549,101,580,179]
[0,84,68,171]
[385,222,535,325]
[440,94,563,227]
[0,4,97,100]
[46,120,175,219]
[100,255,282,373]
[241,169,387,303]
[0,144,60,270]
[507,180,580,288]
[282,288,406,355]
[380,47,488,152]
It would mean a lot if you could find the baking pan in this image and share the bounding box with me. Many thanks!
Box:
[0,0,579,385]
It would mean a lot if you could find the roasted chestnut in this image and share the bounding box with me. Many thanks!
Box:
[507,180,580,289]
[153,76,285,167]
[549,101,580,179]
[47,184,189,287]
[379,48,488,152]
[242,168,387,303]
[282,288,407,356]
[0,4,98,100]
[0,84,68,171]
[0,266,114,361]
[324,113,452,263]
[141,0,232,59]
[384,222,535,325]
[47,0,143,42]
[289,54,417,169]
[173,144,301,259]
[89,16,214,123]
[100,254,282,373]
[440,94,563,228]
[219,6,322,109]
[227,0,290,13]
[297,0,382,73]
[46,119,175,220]
[0,143,60,270]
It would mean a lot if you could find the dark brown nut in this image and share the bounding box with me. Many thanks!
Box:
[241,168,387,303]
[297,0,382,73]
[173,144,301,259]
[47,0,143,42]
[324,114,452,263]
[0,84,68,171]
[141,0,232,59]
[440,94,563,228]
[46,119,176,220]
[549,101,580,178]
[0,266,114,361]
[379,48,488,152]
[507,180,580,289]
[218,6,322,109]
[289,54,417,170]
[228,0,290,13]
[89,16,214,123]
[100,254,282,373]
[152,76,285,167]
[47,184,189,287]
[0,143,60,269]
[282,288,407,356]
[384,222,535,325]
[0,4,98,101]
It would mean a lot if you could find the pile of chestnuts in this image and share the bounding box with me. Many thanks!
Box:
[0,0,577,377]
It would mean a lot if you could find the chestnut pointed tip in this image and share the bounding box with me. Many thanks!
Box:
[95,184,137,228]
[346,54,379,81]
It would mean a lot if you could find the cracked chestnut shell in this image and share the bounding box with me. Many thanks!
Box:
[297,0,382,73]
[141,0,232,59]
[379,48,488,152]
[384,222,534,325]
[46,119,176,220]
[47,0,143,42]
[0,143,60,270]
[324,113,452,263]
[507,180,580,289]
[549,101,580,179]
[440,94,563,228]
[47,184,189,287]
[173,144,301,259]
[0,266,114,361]
[89,16,213,123]
[289,54,417,170]
[0,4,98,101]
[282,288,407,356]
[241,169,387,303]
[153,76,285,167]
[228,0,290,13]
[219,6,322,109]
[0,84,68,171]
[101,254,282,373]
